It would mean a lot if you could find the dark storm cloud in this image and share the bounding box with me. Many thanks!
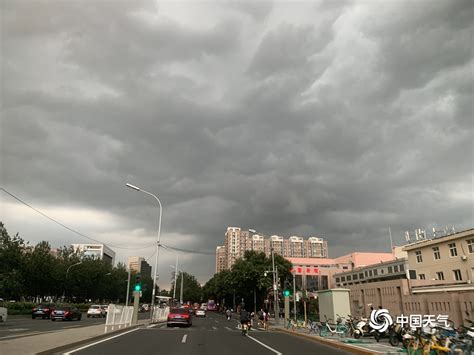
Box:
[1,0,472,283]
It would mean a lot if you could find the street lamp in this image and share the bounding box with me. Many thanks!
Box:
[169,265,184,305]
[250,228,280,325]
[63,261,83,299]
[126,183,162,319]
[161,244,179,306]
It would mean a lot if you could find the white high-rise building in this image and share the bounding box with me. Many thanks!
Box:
[71,243,115,266]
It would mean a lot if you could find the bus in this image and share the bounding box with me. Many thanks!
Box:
[207,299,217,311]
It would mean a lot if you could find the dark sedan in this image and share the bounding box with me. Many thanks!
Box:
[32,304,55,319]
[51,306,82,321]
[167,308,192,327]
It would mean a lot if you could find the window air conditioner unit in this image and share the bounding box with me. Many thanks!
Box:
[461,255,468,261]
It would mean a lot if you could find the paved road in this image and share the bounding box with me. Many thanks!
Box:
[0,312,150,340]
[63,312,350,355]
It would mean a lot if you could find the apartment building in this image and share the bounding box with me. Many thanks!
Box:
[215,227,329,272]
[332,229,474,326]
[128,257,152,278]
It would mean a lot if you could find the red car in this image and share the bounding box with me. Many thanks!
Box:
[167,308,192,327]
[32,304,55,319]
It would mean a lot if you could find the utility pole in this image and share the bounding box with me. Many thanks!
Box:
[125,268,131,306]
[271,248,280,325]
[293,273,297,321]
[180,272,184,305]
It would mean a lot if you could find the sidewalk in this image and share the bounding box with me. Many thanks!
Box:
[0,319,150,355]
[268,320,403,355]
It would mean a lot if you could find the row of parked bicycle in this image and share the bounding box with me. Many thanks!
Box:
[301,314,473,354]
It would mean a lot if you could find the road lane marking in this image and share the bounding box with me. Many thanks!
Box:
[62,328,139,355]
[212,326,217,330]
[181,334,187,343]
[63,325,82,329]
[247,335,282,355]
[7,328,29,332]
[214,320,219,323]
[147,324,158,328]
[224,327,232,331]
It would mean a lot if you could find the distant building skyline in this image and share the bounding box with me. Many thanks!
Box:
[216,226,329,272]
[71,243,115,266]
[128,256,152,278]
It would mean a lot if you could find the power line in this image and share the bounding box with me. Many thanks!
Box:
[160,243,214,256]
[1,187,156,251]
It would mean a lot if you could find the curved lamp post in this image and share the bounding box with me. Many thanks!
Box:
[63,261,83,299]
[126,183,162,319]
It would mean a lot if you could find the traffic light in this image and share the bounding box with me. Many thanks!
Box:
[283,279,291,297]
[134,274,142,292]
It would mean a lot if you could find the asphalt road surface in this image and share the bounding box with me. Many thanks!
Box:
[0,312,150,341]
[63,312,350,355]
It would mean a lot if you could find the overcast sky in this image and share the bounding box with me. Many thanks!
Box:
[1,0,472,287]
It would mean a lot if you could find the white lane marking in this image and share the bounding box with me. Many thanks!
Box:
[224,327,232,331]
[247,334,283,355]
[214,320,219,323]
[63,325,82,329]
[147,324,158,328]
[62,328,139,355]
[181,334,187,343]
[212,326,217,330]
[7,328,29,332]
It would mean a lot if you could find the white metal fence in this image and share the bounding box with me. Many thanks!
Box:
[151,306,170,323]
[104,304,134,333]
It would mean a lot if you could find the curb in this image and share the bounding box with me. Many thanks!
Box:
[274,327,378,355]
[36,321,165,355]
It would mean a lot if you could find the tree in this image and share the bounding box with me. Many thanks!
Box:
[171,272,202,303]
[0,222,27,299]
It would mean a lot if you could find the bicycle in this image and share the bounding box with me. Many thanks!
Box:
[319,315,349,338]
[307,320,320,334]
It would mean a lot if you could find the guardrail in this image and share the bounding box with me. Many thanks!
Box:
[104,304,134,333]
[151,306,169,323]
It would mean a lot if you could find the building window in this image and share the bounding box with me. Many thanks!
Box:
[365,271,368,277]
[467,239,474,253]
[335,277,340,283]
[449,243,458,257]
[453,269,462,281]
[419,274,426,280]
[373,269,378,276]
[415,251,423,263]
[388,266,393,273]
[432,247,440,260]
[436,272,444,280]
[353,274,358,280]
[359,273,364,279]
[347,275,352,281]
[394,265,398,272]
[341,276,346,282]
[342,266,348,270]
[399,264,405,272]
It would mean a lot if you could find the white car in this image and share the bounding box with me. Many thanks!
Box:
[195,309,206,317]
[0,306,7,322]
[87,305,106,318]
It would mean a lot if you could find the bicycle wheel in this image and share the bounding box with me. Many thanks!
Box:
[337,325,348,338]
[319,325,328,337]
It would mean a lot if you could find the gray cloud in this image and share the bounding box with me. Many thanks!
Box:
[1,0,472,285]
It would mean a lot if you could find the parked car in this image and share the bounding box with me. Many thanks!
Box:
[101,305,109,315]
[195,309,206,317]
[87,305,106,318]
[32,304,55,319]
[0,300,7,322]
[167,308,192,327]
[51,307,82,321]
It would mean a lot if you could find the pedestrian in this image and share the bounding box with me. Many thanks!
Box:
[263,309,269,330]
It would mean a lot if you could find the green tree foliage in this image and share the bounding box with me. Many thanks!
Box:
[202,251,292,311]
[0,222,155,303]
[170,272,202,303]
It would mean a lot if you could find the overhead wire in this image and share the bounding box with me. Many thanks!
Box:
[0,187,156,251]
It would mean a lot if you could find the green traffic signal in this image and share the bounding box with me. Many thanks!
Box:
[134,283,141,292]
[283,290,290,297]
